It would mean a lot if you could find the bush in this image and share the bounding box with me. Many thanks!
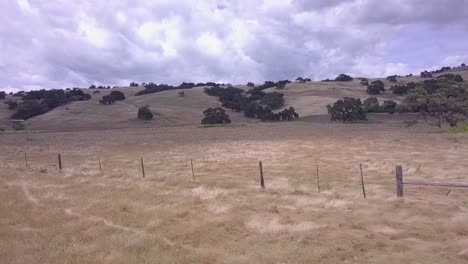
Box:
[93,90,101,94]
[335,74,353,82]
[247,82,255,87]
[259,92,285,110]
[201,107,231,125]
[327,97,366,122]
[0,91,5,99]
[137,105,153,120]
[296,77,305,83]
[89,84,96,89]
[363,97,380,113]
[462,63,466,67]
[13,123,25,131]
[366,80,385,95]
[130,82,139,87]
[382,100,397,114]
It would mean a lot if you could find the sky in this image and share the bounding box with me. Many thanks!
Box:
[1,0,468,92]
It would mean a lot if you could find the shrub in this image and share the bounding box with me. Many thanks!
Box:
[13,123,25,131]
[366,80,385,95]
[382,100,397,114]
[462,63,466,67]
[93,90,101,94]
[130,82,139,87]
[201,107,231,125]
[0,91,5,99]
[335,74,353,82]
[247,82,255,87]
[137,105,153,120]
[89,84,96,89]
[327,97,366,122]
[178,91,185,97]
[363,97,380,113]
[259,92,285,110]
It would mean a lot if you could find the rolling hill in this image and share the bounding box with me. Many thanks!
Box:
[1,68,467,132]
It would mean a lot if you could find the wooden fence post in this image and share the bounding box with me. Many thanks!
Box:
[58,154,62,171]
[396,165,403,198]
[259,161,265,189]
[360,163,366,199]
[98,156,102,174]
[316,162,321,193]
[24,152,28,168]
[141,157,146,178]
[190,159,195,180]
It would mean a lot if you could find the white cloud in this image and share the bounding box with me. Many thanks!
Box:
[0,0,467,91]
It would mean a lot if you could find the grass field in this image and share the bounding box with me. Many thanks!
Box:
[1,121,468,263]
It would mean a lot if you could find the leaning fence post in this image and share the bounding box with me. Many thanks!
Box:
[316,161,321,193]
[141,157,146,178]
[360,163,366,199]
[396,165,403,198]
[58,154,62,171]
[24,152,28,168]
[98,156,102,174]
[190,159,195,180]
[259,161,265,189]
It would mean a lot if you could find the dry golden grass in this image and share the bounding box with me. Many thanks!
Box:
[1,122,468,263]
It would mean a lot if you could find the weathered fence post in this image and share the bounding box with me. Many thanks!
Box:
[58,154,62,171]
[98,156,102,174]
[24,152,28,168]
[316,162,321,193]
[360,163,366,199]
[396,165,403,198]
[190,159,195,180]
[141,157,146,178]
[259,161,265,189]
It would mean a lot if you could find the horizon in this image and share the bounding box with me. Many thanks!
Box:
[1,0,468,92]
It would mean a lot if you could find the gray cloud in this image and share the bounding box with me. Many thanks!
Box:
[1,0,467,92]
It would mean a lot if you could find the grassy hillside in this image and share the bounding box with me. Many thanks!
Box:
[1,68,467,131]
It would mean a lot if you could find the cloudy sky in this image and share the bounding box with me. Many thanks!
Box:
[1,0,468,92]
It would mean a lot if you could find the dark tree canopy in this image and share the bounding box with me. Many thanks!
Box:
[137,105,153,120]
[335,74,353,82]
[366,80,385,95]
[327,97,366,122]
[390,82,416,95]
[11,89,91,120]
[99,90,125,104]
[259,92,285,110]
[420,71,433,78]
[247,82,255,87]
[360,78,369,86]
[0,91,6,100]
[437,74,463,82]
[382,100,397,114]
[386,75,397,83]
[363,97,380,113]
[130,82,139,87]
[201,107,231,125]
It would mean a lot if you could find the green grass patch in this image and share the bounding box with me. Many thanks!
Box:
[449,124,468,134]
[198,123,248,128]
